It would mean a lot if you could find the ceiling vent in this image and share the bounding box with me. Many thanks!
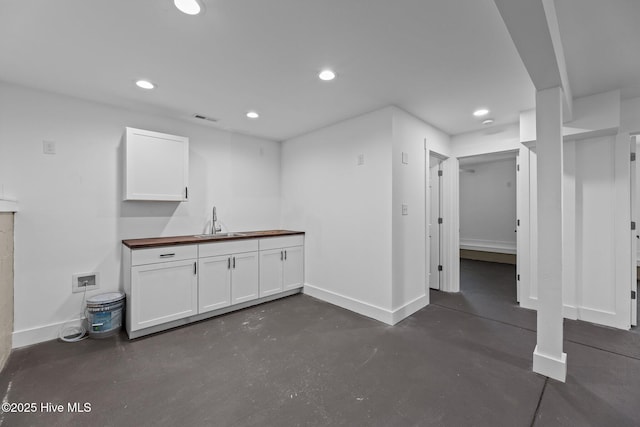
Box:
[193,114,218,123]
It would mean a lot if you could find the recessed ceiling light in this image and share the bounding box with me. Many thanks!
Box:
[482,119,494,125]
[174,0,204,15]
[135,80,155,90]
[246,111,259,119]
[318,69,336,81]
[473,108,489,117]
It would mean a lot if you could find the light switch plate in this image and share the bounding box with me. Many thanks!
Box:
[402,152,408,164]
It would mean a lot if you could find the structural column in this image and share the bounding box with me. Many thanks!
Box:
[533,86,567,382]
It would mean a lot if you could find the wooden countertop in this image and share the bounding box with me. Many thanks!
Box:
[123,230,305,249]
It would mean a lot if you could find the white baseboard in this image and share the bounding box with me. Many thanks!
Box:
[303,284,394,324]
[562,304,578,320]
[13,318,84,349]
[460,239,516,255]
[391,295,429,324]
[533,345,567,382]
[303,284,428,326]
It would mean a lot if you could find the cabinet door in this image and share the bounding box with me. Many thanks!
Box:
[231,251,259,304]
[283,246,304,290]
[124,127,189,201]
[131,259,198,331]
[259,249,284,298]
[198,255,231,314]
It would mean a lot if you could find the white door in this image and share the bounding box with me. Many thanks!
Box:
[259,249,284,297]
[198,255,231,314]
[231,251,259,304]
[131,259,198,331]
[283,246,305,290]
[632,136,638,326]
[429,161,442,290]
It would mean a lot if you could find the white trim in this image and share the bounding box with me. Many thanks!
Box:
[459,239,516,255]
[533,345,567,382]
[13,318,84,348]
[0,199,18,212]
[304,284,429,326]
[562,304,578,320]
[303,284,394,324]
[391,295,428,325]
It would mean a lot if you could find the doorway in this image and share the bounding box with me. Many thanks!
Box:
[457,151,518,301]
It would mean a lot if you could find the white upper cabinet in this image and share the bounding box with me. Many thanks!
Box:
[124,127,189,201]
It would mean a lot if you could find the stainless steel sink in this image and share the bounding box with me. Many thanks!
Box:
[193,232,247,238]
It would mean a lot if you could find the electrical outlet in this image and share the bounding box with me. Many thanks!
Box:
[72,272,100,293]
[43,140,56,155]
[402,204,408,215]
[357,154,365,165]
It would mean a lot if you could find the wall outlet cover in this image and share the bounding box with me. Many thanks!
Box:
[43,140,56,155]
[357,154,365,166]
[402,204,408,215]
[72,272,100,293]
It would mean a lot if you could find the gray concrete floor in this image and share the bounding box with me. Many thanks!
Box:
[1,259,639,426]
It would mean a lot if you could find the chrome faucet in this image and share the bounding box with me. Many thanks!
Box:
[211,206,222,235]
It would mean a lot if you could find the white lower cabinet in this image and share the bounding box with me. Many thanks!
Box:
[198,255,231,314]
[259,249,285,297]
[230,251,259,304]
[283,245,304,290]
[259,238,304,297]
[130,259,198,331]
[123,233,303,338]
[199,251,259,313]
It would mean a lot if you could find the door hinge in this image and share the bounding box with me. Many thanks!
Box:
[438,265,443,271]
[517,164,520,172]
[438,170,443,177]
[185,187,188,199]
[632,221,636,231]
[632,152,636,162]
[438,217,443,224]
[517,274,520,281]
[632,290,637,300]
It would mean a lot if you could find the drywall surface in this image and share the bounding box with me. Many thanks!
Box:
[459,158,517,253]
[281,108,394,320]
[0,82,282,346]
[391,108,450,312]
[0,213,13,370]
[452,123,521,158]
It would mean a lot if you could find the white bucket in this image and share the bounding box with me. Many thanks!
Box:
[86,292,125,338]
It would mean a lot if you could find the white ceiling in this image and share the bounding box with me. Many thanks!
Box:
[555,0,640,100]
[2,1,634,142]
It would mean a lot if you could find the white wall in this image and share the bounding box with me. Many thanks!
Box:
[281,108,394,321]
[459,158,517,254]
[0,82,282,346]
[391,108,450,314]
[452,123,521,158]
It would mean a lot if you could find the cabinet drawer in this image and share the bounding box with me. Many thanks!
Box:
[259,235,304,251]
[131,245,197,266]
[199,239,259,258]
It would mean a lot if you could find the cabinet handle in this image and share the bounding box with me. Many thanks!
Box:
[280,251,283,261]
[193,262,197,275]
[160,253,176,258]
[233,257,236,269]
[285,250,287,260]
[227,257,231,269]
